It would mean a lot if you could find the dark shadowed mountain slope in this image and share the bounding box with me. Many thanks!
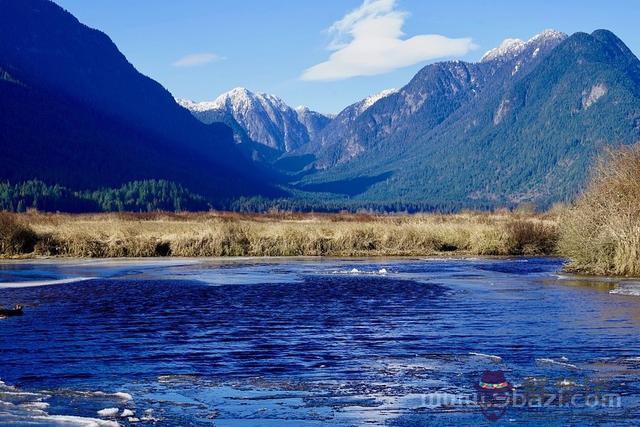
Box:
[0,0,281,200]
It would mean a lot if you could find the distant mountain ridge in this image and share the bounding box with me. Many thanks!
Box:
[294,29,640,209]
[178,88,331,153]
[300,29,569,168]
[187,30,572,173]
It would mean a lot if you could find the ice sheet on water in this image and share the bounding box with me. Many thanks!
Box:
[0,258,199,288]
[536,358,578,369]
[0,276,95,289]
[96,408,119,417]
[331,267,390,275]
[469,352,503,363]
[610,282,640,296]
[0,378,132,426]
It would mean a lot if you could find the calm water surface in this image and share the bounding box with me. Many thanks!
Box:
[0,257,639,426]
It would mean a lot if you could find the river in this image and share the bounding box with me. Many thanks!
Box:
[0,257,639,426]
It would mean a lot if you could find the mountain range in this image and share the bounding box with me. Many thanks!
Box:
[308,28,640,209]
[2,0,640,212]
[183,28,640,210]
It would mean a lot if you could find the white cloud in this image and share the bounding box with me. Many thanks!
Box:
[301,0,476,81]
[172,52,222,68]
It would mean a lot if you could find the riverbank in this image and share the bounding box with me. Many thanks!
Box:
[0,211,558,258]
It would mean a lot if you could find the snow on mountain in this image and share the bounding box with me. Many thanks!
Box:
[481,38,527,62]
[481,29,567,62]
[178,88,331,152]
[177,30,567,161]
[304,29,570,168]
[175,98,217,113]
[356,88,398,114]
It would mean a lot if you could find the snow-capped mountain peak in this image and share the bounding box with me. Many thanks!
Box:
[207,87,294,117]
[481,29,567,62]
[213,87,259,110]
[177,88,331,152]
[481,38,526,62]
[529,29,567,43]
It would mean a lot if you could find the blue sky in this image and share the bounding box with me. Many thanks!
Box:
[54,0,640,114]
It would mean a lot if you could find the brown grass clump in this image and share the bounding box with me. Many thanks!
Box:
[505,220,559,256]
[559,145,640,276]
[0,212,38,255]
[0,210,559,259]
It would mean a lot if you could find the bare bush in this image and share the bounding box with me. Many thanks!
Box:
[505,220,558,256]
[559,145,640,276]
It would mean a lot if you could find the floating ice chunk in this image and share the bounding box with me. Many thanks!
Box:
[113,392,133,401]
[0,391,41,397]
[97,408,119,417]
[0,379,121,426]
[141,408,160,422]
[333,267,391,275]
[20,401,50,411]
[120,409,134,417]
[610,282,640,296]
[72,390,132,401]
[536,358,578,369]
[469,352,502,363]
[37,415,119,426]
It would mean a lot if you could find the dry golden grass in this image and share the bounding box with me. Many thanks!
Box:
[0,210,558,258]
[559,145,640,276]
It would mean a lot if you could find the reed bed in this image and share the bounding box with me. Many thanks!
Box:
[0,210,558,258]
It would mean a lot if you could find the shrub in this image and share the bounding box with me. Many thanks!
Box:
[33,233,62,256]
[559,145,640,276]
[505,220,558,256]
[0,212,38,255]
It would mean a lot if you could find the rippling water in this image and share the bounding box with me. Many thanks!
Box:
[1,257,640,426]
